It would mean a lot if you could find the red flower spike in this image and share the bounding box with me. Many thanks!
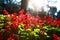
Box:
[3,8,9,15]
[44,16,47,19]
[43,20,46,23]
[31,17,38,26]
[53,19,57,26]
[10,33,14,37]
[53,34,59,40]
[43,16,47,23]
[13,12,17,16]
[25,12,31,17]
[24,24,29,29]
[19,8,24,15]
[8,37,14,40]
[11,22,18,29]
[57,20,60,26]
[47,16,52,25]
[10,33,19,40]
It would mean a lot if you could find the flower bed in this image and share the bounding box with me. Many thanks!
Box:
[0,9,60,40]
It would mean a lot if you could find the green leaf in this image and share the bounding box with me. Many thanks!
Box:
[6,17,11,21]
[26,28,31,31]
[8,21,12,25]
[46,35,50,38]
[43,26,48,30]
[34,29,40,33]
[44,32,47,35]
[18,24,25,31]
[0,15,6,21]
[34,32,39,37]
[0,23,4,29]
[55,27,60,31]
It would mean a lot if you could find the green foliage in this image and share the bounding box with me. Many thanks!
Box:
[0,23,4,29]
[43,25,60,32]
[34,29,40,34]
[8,21,12,25]
[0,15,6,21]
[18,24,25,31]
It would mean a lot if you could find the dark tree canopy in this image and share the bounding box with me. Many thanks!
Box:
[0,0,21,14]
[49,7,57,18]
[57,10,60,19]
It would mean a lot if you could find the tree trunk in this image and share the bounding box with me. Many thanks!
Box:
[21,0,28,14]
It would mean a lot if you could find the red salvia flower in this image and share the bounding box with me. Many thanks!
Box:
[10,33,14,37]
[10,33,19,40]
[44,16,47,20]
[8,37,14,40]
[53,18,58,26]
[11,22,18,29]
[19,8,24,15]
[57,20,60,26]
[53,19,60,26]
[53,34,59,40]
[47,16,52,25]
[31,16,38,26]
[13,12,17,16]
[43,16,47,23]
[24,24,29,29]
[3,8,8,15]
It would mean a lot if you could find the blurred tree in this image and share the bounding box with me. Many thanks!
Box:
[0,0,5,14]
[48,7,57,18]
[0,0,21,14]
[57,10,60,19]
[21,0,28,13]
[5,0,21,13]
